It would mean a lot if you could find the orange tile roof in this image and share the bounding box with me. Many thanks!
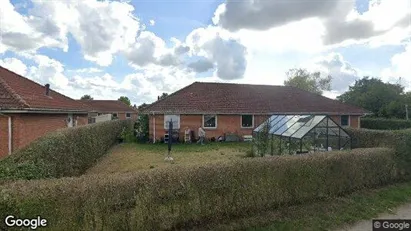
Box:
[0,66,88,112]
[79,100,138,113]
[141,82,369,115]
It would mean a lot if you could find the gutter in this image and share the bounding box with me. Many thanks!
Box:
[0,109,89,114]
[0,113,12,155]
[141,111,367,116]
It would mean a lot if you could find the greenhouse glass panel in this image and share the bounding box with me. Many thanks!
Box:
[269,115,293,133]
[291,115,326,139]
[281,115,313,137]
[254,115,278,132]
[274,115,303,135]
[271,115,297,134]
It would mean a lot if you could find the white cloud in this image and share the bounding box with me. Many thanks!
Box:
[381,43,411,86]
[0,57,27,76]
[304,52,360,92]
[213,0,410,48]
[149,19,155,26]
[125,31,185,68]
[186,26,247,80]
[0,0,141,66]
[26,55,69,90]
[67,67,103,74]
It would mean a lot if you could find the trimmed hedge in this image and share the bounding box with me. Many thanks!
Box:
[0,120,133,180]
[0,148,397,230]
[361,118,411,130]
[346,127,411,180]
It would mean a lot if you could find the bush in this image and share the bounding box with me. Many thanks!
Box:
[0,148,397,230]
[361,118,411,130]
[346,127,411,180]
[0,120,133,180]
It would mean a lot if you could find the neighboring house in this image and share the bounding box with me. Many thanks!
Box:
[140,82,368,142]
[0,66,89,158]
[79,100,138,123]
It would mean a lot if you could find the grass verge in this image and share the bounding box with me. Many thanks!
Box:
[191,182,411,231]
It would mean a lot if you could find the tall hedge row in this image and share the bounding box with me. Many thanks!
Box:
[0,148,397,231]
[346,127,411,180]
[361,117,411,130]
[0,120,133,180]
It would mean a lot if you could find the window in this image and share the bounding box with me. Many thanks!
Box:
[341,115,349,126]
[241,115,254,128]
[112,113,118,119]
[126,113,131,119]
[203,115,217,128]
[164,115,180,129]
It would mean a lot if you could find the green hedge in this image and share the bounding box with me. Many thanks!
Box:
[346,127,411,180]
[0,120,133,180]
[0,148,397,230]
[361,118,411,130]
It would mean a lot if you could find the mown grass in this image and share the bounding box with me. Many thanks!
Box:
[191,182,411,231]
[86,142,252,174]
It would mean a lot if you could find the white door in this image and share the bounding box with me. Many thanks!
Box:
[67,114,73,127]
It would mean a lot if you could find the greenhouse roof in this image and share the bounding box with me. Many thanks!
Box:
[254,114,350,139]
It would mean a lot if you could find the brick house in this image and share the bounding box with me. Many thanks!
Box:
[0,67,89,158]
[79,100,138,122]
[140,82,368,142]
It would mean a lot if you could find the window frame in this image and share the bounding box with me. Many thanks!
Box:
[202,114,217,129]
[241,115,254,128]
[164,115,180,129]
[126,112,131,119]
[340,115,350,127]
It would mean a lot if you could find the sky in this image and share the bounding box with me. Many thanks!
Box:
[0,0,410,106]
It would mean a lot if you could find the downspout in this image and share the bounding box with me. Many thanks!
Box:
[0,112,12,155]
[152,112,156,144]
[8,116,11,155]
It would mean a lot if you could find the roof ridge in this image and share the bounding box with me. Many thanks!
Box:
[142,81,198,112]
[0,72,30,108]
[195,81,283,87]
[0,66,85,110]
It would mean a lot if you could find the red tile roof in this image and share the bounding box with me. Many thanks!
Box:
[142,82,368,115]
[79,100,138,113]
[0,66,88,112]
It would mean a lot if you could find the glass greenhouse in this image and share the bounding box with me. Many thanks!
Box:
[252,115,351,156]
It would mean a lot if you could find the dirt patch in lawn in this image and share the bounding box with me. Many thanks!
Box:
[86,142,251,175]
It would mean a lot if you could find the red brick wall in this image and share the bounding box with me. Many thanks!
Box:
[0,113,88,158]
[0,116,9,158]
[330,115,360,128]
[148,114,360,142]
[148,114,269,142]
[117,112,138,120]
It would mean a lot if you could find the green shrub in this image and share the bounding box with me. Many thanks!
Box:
[361,117,411,130]
[0,148,397,230]
[346,127,411,180]
[0,120,133,180]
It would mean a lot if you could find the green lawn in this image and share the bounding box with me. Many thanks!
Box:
[86,142,252,174]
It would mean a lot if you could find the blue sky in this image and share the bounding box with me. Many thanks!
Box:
[0,0,410,105]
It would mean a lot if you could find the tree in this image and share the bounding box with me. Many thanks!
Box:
[80,95,93,100]
[337,77,405,118]
[284,68,332,95]
[138,103,149,109]
[118,96,131,106]
[158,92,169,100]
